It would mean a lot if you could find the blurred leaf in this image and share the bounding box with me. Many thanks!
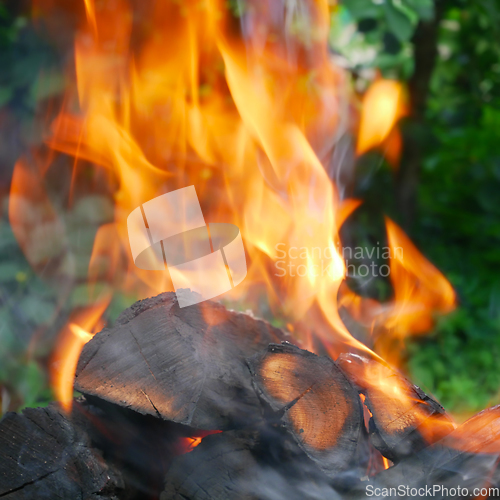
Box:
[0,262,26,282]
[19,295,55,325]
[342,0,381,20]
[17,361,47,408]
[405,0,434,21]
[0,86,13,107]
[384,2,415,42]
[70,282,109,307]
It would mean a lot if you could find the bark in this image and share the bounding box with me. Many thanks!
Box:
[0,402,125,500]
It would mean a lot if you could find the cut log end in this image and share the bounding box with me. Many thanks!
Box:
[248,342,363,476]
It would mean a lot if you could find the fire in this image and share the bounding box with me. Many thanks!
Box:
[10,0,455,406]
[50,299,109,411]
[180,430,222,453]
[342,354,457,452]
[384,218,456,334]
[183,436,203,451]
[338,217,455,365]
[356,79,407,165]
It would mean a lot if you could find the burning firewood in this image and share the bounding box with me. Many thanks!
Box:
[359,405,500,496]
[444,404,500,454]
[162,430,262,500]
[0,402,125,500]
[337,353,455,462]
[161,429,342,500]
[74,291,286,429]
[248,342,363,477]
[80,395,211,498]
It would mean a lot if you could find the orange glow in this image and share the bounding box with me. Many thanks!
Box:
[340,354,457,448]
[356,79,407,163]
[339,217,455,365]
[50,298,110,411]
[443,405,500,454]
[182,436,203,452]
[70,324,93,343]
[10,0,457,407]
[385,217,456,335]
[382,457,390,470]
[179,430,222,453]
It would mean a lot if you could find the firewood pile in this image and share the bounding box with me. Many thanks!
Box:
[1,291,499,499]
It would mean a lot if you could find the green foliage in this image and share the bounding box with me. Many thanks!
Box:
[405,0,500,413]
[334,0,500,414]
[332,0,434,79]
[0,219,57,413]
[0,3,63,116]
[406,106,500,412]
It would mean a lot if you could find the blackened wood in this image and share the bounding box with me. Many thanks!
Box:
[161,428,343,500]
[248,342,363,477]
[78,395,207,499]
[0,402,125,500]
[362,405,500,496]
[162,430,260,500]
[75,291,286,429]
[337,353,455,462]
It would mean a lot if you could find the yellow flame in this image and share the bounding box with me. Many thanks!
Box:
[356,79,406,160]
[10,0,457,404]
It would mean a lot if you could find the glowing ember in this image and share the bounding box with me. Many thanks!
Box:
[183,437,202,452]
[180,430,222,454]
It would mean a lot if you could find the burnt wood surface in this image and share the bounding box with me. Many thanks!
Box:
[161,429,344,500]
[337,353,455,462]
[355,405,500,498]
[79,395,205,499]
[0,402,125,500]
[248,342,363,477]
[75,291,286,429]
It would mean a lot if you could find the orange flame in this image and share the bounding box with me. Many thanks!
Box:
[338,217,455,365]
[9,0,456,404]
[356,79,407,167]
[341,354,457,450]
[50,298,110,411]
[384,217,456,335]
[179,430,222,453]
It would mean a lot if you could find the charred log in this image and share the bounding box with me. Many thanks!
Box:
[337,353,455,463]
[75,291,286,430]
[248,342,363,477]
[79,395,206,499]
[161,428,344,500]
[0,402,125,500]
[357,405,500,498]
